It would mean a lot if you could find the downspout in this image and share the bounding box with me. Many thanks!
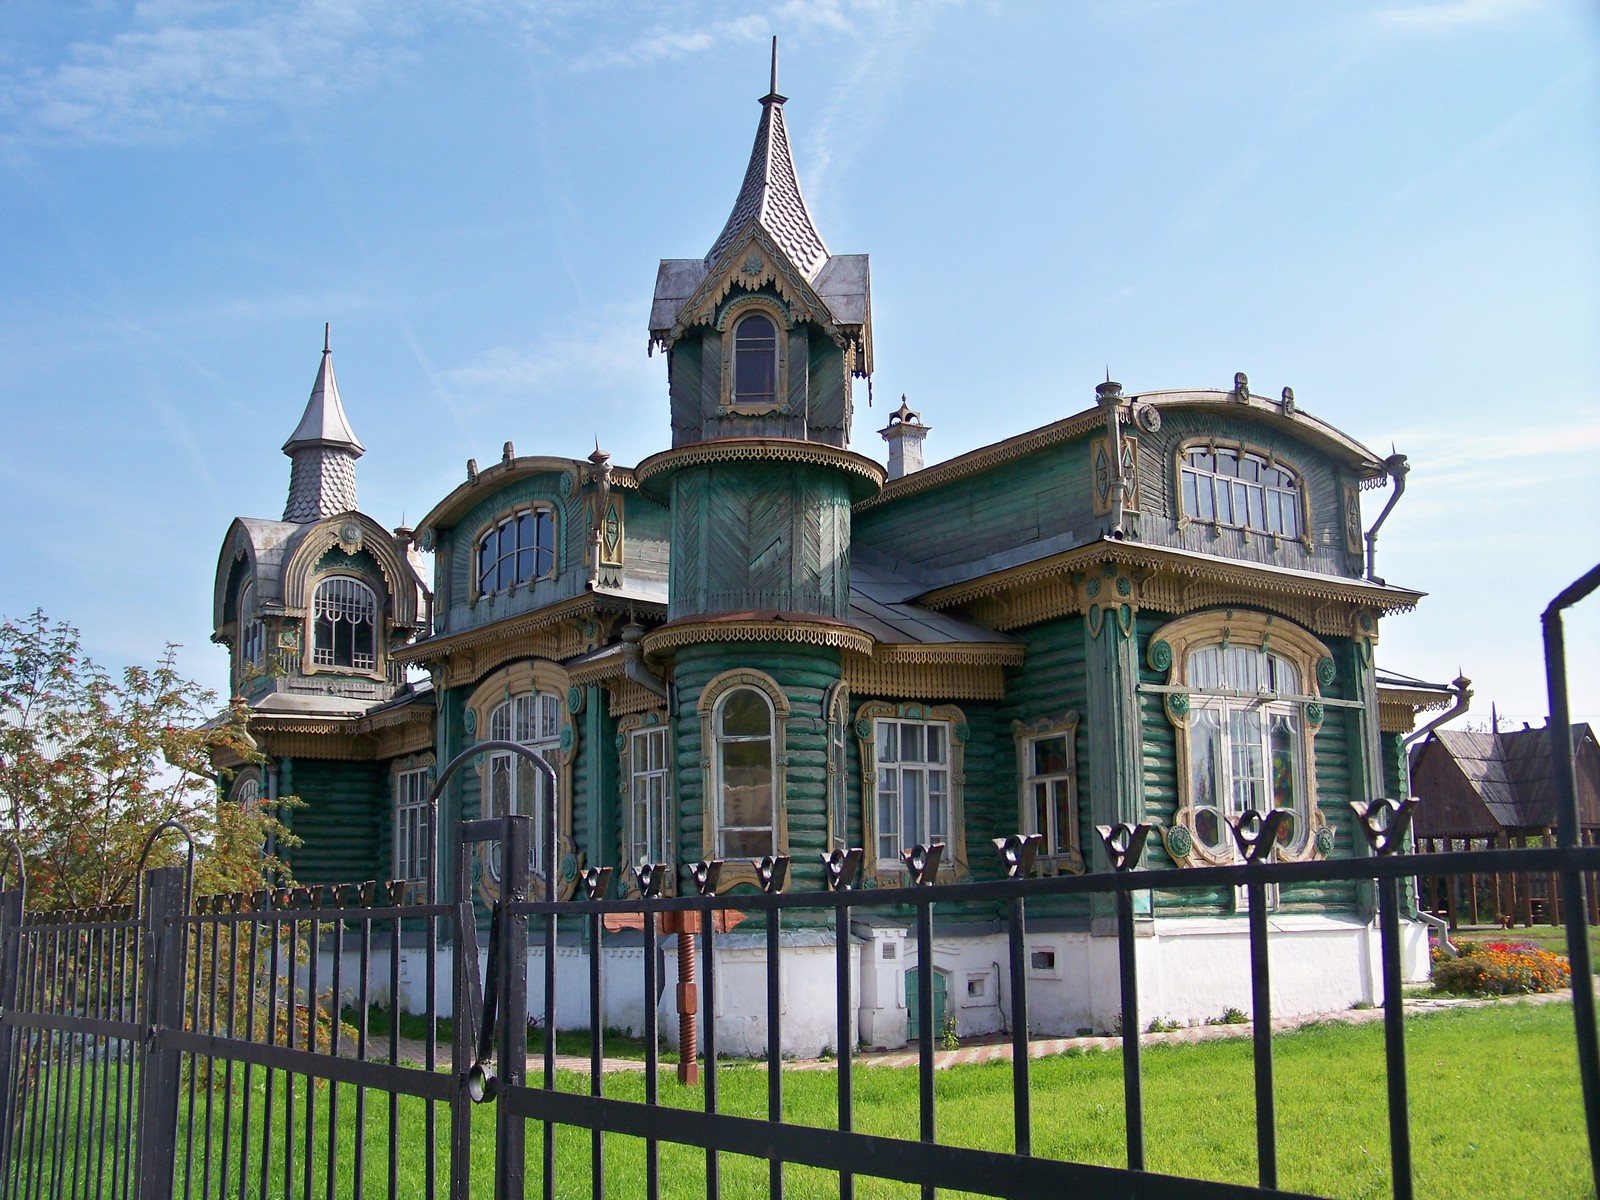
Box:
[620,623,666,701]
[1364,453,1409,586]
[1401,675,1473,751]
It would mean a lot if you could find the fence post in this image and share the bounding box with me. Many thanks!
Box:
[0,887,23,1176]
[136,867,187,1200]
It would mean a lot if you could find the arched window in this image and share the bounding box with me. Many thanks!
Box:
[486,691,562,879]
[237,581,264,681]
[1180,446,1302,539]
[231,772,262,806]
[311,576,377,670]
[714,686,776,859]
[1186,645,1305,857]
[825,684,850,853]
[732,313,778,407]
[476,507,556,595]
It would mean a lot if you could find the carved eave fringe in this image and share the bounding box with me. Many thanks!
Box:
[1378,686,1457,734]
[918,543,1422,638]
[247,707,434,761]
[643,618,875,662]
[564,654,661,717]
[842,653,1009,701]
[634,439,885,502]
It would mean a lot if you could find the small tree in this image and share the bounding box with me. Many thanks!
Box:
[0,609,294,911]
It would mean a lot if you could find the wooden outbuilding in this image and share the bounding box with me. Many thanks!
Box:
[1411,723,1600,927]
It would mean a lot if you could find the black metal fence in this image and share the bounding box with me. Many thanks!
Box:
[0,567,1595,1199]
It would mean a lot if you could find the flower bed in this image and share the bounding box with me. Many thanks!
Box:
[1431,940,1571,996]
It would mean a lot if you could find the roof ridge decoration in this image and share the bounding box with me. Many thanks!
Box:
[704,38,830,282]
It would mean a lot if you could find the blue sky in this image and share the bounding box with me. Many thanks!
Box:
[1,0,1596,727]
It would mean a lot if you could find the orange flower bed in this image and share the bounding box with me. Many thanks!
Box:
[1430,940,1571,996]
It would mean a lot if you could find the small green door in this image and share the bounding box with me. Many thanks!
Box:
[905,968,947,1041]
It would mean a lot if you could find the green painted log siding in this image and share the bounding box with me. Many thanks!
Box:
[670,643,840,900]
[283,759,389,886]
[853,436,1097,577]
[997,616,1092,921]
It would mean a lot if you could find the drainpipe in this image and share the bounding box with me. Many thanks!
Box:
[620,624,666,700]
[1364,453,1409,586]
[1096,378,1126,539]
[1401,675,1473,751]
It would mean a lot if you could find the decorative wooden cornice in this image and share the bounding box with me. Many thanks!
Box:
[643,615,874,661]
[841,653,1008,700]
[634,438,885,503]
[917,540,1421,637]
[1377,685,1456,734]
[393,593,660,669]
[247,704,434,762]
[663,225,841,350]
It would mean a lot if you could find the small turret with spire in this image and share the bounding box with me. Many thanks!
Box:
[283,324,365,522]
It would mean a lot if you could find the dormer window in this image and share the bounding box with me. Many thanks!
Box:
[477,507,555,595]
[1180,445,1303,539]
[733,313,778,407]
[311,576,377,670]
[237,581,265,683]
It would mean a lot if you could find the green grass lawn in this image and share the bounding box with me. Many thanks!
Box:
[10,1001,1594,1199]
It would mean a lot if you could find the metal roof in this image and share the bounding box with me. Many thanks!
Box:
[705,89,828,281]
[848,559,1019,647]
[283,329,364,455]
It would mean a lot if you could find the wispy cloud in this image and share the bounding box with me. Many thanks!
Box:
[1,0,415,144]
[1378,0,1544,31]
[567,15,769,71]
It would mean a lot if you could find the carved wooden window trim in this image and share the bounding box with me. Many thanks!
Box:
[1013,711,1083,874]
[698,669,789,891]
[825,682,850,853]
[304,573,382,679]
[1174,438,1312,550]
[1148,611,1333,872]
[717,296,790,417]
[464,660,578,901]
[473,504,558,600]
[617,709,673,896]
[856,701,968,886]
[236,580,266,688]
[392,754,436,891]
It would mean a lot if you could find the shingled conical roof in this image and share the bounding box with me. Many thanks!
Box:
[282,325,364,522]
[705,39,829,281]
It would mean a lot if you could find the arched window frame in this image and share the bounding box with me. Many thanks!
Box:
[616,709,673,896]
[855,701,969,886]
[473,505,558,599]
[465,661,577,901]
[1174,439,1311,549]
[1148,611,1334,872]
[698,669,789,892]
[229,770,263,806]
[306,574,380,675]
[717,296,789,417]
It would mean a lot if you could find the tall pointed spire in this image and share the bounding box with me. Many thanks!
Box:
[283,324,364,522]
[704,36,830,280]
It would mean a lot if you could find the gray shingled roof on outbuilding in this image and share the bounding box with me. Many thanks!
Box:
[1427,725,1594,829]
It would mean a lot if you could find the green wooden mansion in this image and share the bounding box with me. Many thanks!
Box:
[211,61,1457,1052]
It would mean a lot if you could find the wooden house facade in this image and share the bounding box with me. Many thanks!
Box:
[212,62,1448,1050]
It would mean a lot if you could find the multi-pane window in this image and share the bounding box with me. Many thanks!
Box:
[1023,733,1076,860]
[873,719,949,866]
[627,727,671,869]
[312,577,377,670]
[714,687,775,859]
[732,313,777,406]
[1180,447,1301,538]
[395,767,431,884]
[232,774,262,806]
[487,691,562,877]
[1186,645,1304,857]
[476,508,555,595]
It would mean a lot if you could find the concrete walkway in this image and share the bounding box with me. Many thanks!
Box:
[387,987,1579,1077]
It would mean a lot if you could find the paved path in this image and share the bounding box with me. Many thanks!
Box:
[387,987,1579,1077]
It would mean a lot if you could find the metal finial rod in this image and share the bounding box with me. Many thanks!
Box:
[323,322,331,353]
[770,35,778,96]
